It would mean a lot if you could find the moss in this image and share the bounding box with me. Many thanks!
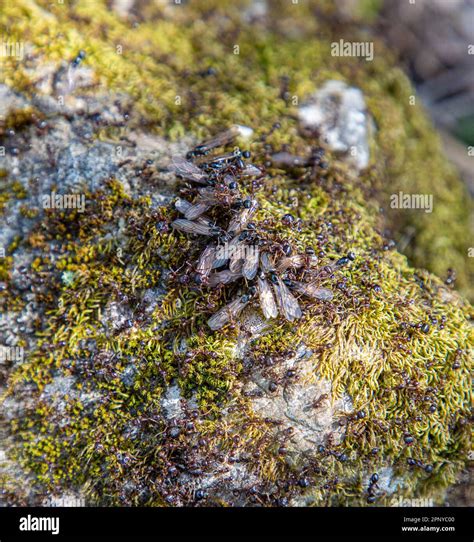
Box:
[0,107,44,136]
[0,178,28,214]
[2,0,470,297]
[0,0,472,507]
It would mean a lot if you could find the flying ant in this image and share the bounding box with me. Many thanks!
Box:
[186,126,241,158]
[170,135,341,329]
[207,288,256,330]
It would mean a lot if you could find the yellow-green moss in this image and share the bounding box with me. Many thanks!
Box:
[2,0,471,297]
[0,0,472,506]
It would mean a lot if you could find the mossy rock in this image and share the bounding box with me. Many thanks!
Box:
[0,0,472,507]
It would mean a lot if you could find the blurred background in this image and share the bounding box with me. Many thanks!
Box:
[379,0,474,194]
[336,0,474,194]
[338,0,474,193]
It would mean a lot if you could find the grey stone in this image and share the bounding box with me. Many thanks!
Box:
[160,382,184,421]
[298,80,372,171]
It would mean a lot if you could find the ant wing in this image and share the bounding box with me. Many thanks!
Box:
[213,235,240,268]
[197,246,216,279]
[208,269,242,287]
[273,276,302,321]
[242,246,260,280]
[171,156,208,184]
[194,127,239,154]
[276,254,305,274]
[293,281,333,301]
[174,197,191,215]
[175,199,213,227]
[260,252,275,273]
[241,164,262,177]
[196,186,220,202]
[229,245,245,273]
[257,276,278,319]
[184,200,213,220]
[207,295,249,330]
[172,219,214,236]
[227,200,258,234]
[201,151,239,165]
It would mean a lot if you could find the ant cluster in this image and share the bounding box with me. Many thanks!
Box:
[170,126,349,330]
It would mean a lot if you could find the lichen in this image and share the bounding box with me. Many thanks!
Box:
[0,0,472,507]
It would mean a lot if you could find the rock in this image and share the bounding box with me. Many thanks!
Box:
[298,80,371,171]
[0,85,29,118]
[243,0,268,22]
[160,383,184,421]
[103,301,134,333]
[249,370,353,458]
[235,125,254,140]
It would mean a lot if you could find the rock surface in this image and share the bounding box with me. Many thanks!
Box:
[298,80,371,171]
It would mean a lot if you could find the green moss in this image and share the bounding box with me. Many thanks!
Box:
[3,0,471,297]
[0,106,43,136]
[0,0,472,507]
